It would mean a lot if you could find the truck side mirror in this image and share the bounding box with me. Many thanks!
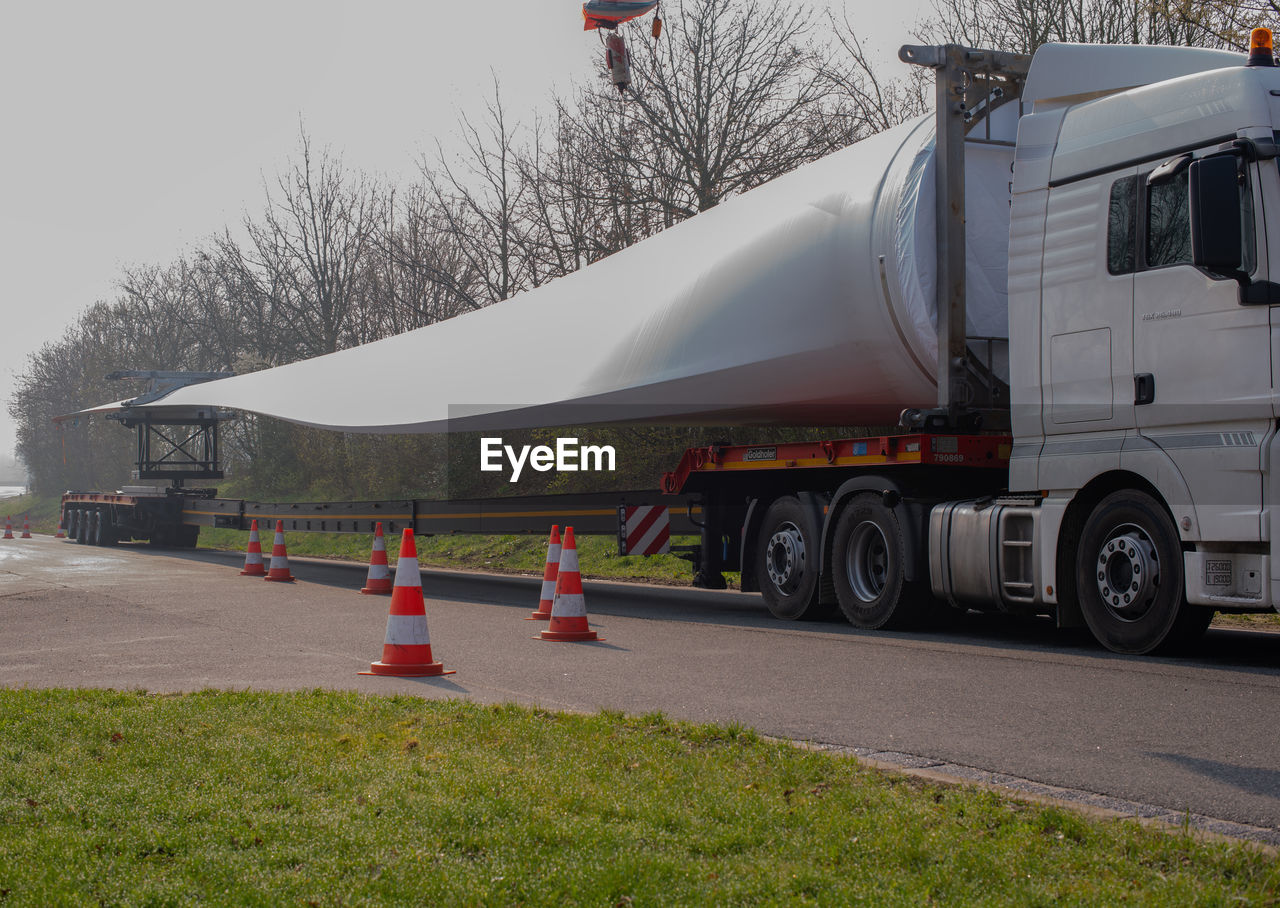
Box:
[1189,155,1243,275]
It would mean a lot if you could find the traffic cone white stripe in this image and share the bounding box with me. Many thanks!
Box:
[393,556,422,588]
[557,542,579,575]
[550,591,588,618]
[384,614,431,645]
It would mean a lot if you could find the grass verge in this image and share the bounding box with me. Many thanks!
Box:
[1,690,1275,905]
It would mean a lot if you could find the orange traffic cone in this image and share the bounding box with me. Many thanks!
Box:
[263,520,295,582]
[360,528,454,676]
[21,515,32,539]
[527,525,561,620]
[540,527,601,642]
[2,516,12,540]
[240,519,267,576]
[55,510,66,538]
[361,522,393,595]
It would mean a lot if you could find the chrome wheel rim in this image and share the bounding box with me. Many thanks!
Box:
[1095,522,1160,622]
[765,521,806,595]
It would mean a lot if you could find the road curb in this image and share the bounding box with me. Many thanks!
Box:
[790,739,1280,851]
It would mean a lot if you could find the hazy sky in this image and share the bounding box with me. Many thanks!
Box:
[0,0,932,469]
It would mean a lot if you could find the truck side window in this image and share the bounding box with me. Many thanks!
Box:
[1242,167,1256,275]
[1107,176,1137,275]
[1146,170,1191,267]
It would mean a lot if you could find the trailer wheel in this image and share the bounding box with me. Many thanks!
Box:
[756,497,823,620]
[831,493,926,629]
[76,511,92,546]
[95,511,115,546]
[66,509,78,541]
[1075,490,1210,654]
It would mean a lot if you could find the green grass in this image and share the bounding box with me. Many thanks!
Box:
[0,690,1274,905]
[198,525,728,586]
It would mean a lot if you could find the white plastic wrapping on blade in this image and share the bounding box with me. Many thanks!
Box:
[100,115,1015,433]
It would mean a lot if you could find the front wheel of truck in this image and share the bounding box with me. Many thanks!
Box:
[1075,490,1210,654]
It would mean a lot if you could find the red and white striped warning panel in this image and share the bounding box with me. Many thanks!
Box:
[620,505,670,555]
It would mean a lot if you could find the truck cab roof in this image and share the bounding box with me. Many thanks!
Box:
[1024,42,1244,108]
[1016,43,1275,192]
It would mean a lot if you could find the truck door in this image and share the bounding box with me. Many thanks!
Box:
[1131,154,1271,543]
[1036,171,1137,489]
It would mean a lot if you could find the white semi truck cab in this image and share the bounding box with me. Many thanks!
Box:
[929,34,1280,652]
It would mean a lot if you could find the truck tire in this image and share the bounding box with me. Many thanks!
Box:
[831,493,927,629]
[1075,490,1210,654]
[66,509,79,541]
[755,496,823,620]
[76,511,92,546]
[95,511,115,546]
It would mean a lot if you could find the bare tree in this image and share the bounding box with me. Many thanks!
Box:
[1171,0,1279,49]
[426,79,533,307]
[367,183,484,334]
[241,129,377,358]
[818,15,930,137]
[515,105,617,280]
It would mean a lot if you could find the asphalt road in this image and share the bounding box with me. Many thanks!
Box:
[2,535,1279,842]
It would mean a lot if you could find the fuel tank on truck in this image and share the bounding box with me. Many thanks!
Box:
[96,112,1019,433]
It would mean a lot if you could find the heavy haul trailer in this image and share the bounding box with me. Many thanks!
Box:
[65,37,1280,654]
[59,486,704,564]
